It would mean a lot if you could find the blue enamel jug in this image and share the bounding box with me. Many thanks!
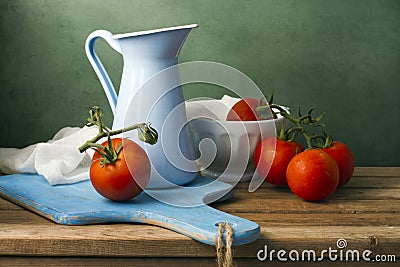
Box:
[85,24,198,188]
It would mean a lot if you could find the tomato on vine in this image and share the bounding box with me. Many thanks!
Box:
[226,98,261,121]
[79,106,158,202]
[226,97,277,121]
[271,106,354,201]
[322,141,354,187]
[254,128,303,186]
[89,138,151,202]
[286,149,339,201]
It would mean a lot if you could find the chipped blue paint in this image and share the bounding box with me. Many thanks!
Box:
[0,174,260,246]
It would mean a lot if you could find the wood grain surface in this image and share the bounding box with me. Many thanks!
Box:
[0,167,399,266]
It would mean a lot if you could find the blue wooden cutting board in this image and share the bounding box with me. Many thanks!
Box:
[0,174,260,246]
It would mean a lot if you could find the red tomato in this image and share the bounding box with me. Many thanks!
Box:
[322,141,354,187]
[254,137,303,186]
[226,98,259,121]
[90,138,150,201]
[286,149,339,201]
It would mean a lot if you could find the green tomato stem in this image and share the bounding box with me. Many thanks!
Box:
[278,106,332,149]
[78,107,158,160]
[78,123,150,153]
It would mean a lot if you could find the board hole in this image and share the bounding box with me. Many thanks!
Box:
[215,222,236,228]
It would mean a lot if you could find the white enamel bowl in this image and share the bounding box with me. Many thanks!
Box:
[186,98,287,183]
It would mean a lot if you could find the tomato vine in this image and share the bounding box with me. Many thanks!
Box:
[78,106,158,165]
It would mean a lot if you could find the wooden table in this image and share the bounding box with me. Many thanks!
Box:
[0,167,399,266]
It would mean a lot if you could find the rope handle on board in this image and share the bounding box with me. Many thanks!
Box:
[216,222,233,267]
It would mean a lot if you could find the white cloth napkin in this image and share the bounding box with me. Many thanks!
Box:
[0,126,98,185]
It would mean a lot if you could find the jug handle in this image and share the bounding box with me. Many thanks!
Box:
[85,30,122,115]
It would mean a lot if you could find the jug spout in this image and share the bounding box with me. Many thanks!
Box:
[114,24,198,59]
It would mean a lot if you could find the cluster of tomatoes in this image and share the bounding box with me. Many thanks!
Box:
[255,138,354,201]
[228,98,354,201]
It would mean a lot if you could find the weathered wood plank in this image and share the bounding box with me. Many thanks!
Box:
[212,199,400,214]
[0,225,398,258]
[234,176,400,190]
[0,225,212,257]
[233,187,400,200]
[353,167,400,177]
[344,177,400,188]
[0,210,49,224]
[0,198,24,211]
[235,226,400,259]
[232,213,400,227]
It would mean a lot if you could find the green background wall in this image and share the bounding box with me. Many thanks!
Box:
[0,0,399,166]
